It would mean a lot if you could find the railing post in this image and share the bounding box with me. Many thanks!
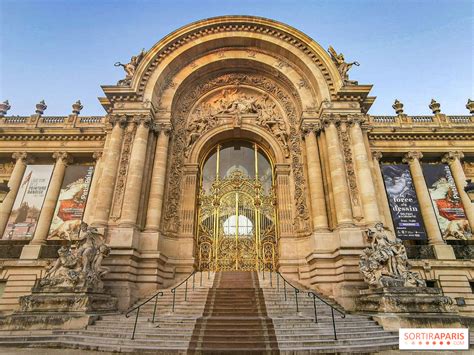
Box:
[311,294,318,323]
[185,280,188,301]
[295,289,300,313]
[172,290,176,312]
[132,308,139,340]
[270,270,273,287]
[283,280,287,301]
[152,295,158,324]
[208,269,210,280]
[193,272,195,290]
[276,273,280,292]
[200,271,203,287]
[263,269,265,280]
[331,307,337,340]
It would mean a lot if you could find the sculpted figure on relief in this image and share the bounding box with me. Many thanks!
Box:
[359,223,426,288]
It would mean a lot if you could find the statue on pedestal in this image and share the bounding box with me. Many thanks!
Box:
[359,223,426,288]
[328,46,360,85]
[115,48,146,86]
[39,222,110,290]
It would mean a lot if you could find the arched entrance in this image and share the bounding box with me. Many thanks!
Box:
[196,140,278,271]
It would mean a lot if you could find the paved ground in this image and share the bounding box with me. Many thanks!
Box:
[2,347,472,354]
[0,348,115,355]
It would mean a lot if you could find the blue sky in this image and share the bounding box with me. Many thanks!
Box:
[0,0,472,116]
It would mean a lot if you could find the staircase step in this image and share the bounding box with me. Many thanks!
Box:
[0,271,399,353]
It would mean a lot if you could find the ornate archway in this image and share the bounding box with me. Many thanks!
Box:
[197,141,277,271]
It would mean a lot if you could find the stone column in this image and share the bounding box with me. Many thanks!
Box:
[323,116,352,226]
[442,151,474,230]
[21,152,71,259]
[372,151,395,232]
[403,152,454,259]
[0,152,30,237]
[32,152,71,243]
[145,126,171,231]
[92,117,126,227]
[349,116,381,224]
[120,117,151,227]
[82,151,103,224]
[303,126,328,231]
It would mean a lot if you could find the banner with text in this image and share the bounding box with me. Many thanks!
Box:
[381,164,427,240]
[48,165,94,240]
[2,165,54,239]
[422,164,472,240]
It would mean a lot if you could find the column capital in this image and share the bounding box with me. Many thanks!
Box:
[92,151,103,161]
[402,151,423,163]
[153,123,172,135]
[301,122,321,137]
[442,151,464,164]
[133,114,152,128]
[12,152,34,164]
[372,151,383,161]
[321,113,341,128]
[108,114,128,128]
[52,151,73,165]
[347,114,367,127]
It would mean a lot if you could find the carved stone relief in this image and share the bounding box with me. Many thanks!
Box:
[184,88,290,158]
[337,120,361,212]
[163,73,309,233]
[110,122,137,220]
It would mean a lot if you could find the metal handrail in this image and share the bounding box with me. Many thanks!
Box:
[275,271,300,313]
[125,291,164,340]
[308,291,345,340]
[170,270,198,312]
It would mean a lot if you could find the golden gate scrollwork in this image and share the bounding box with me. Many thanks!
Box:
[196,142,278,271]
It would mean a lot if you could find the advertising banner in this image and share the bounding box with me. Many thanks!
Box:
[48,165,94,240]
[381,164,427,240]
[2,165,54,239]
[422,164,472,240]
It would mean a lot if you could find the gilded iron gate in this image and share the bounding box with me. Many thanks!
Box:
[196,169,278,271]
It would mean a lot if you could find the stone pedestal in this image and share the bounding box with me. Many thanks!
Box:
[357,287,456,314]
[19,284,118,314]
[0,284,117,330]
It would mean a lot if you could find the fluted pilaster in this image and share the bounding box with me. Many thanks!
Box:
[348,115,381,224]
[322,115,352,226]
[82,151,103,224]
[403,152,444,245]
[0,153,31,237]
[442,151,474,230]
[303,125,328,231]
[145,126,171,231]
[92,117,126,227]
[31,152,72,245]
[120,116,151,227]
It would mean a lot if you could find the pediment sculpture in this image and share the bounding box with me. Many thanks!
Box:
[359,223,426,288]
[39,222,110,291]
[114,48,146,86]
[328,46,360,85]
[185,88,290,157]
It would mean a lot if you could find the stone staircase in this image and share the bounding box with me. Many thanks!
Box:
[258,272,399,353]
[0,270,401,353]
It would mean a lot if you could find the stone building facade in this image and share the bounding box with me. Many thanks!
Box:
[0,16,472,316]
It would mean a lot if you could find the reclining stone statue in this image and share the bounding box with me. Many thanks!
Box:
[39,222,110,291]
[359,223,426,288]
